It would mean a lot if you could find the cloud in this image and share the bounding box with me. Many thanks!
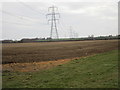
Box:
[0,0,119,2]
[1,1,118,40]
[55,2,118,21]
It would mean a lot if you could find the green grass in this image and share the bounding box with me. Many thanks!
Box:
[3,50,118,88]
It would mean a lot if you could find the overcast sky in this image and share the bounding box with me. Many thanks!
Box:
[0,0,118,40]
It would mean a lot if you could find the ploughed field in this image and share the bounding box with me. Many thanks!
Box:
[2,40,118,64]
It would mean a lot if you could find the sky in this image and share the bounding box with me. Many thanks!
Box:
[0,0,119,40]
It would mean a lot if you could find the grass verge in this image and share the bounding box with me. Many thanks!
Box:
[2,50,118,88]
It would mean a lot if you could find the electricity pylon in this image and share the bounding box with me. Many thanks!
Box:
[46,5,60,39]
[69,26,73,38]
[69,26,78,38]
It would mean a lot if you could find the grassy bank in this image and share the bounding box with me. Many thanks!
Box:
[3,50,118,88]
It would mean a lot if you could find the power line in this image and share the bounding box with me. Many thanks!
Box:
[58,14,70,38]
[1,9,47,26]
[0,9,36,21]
[18,0,45,15]
[2,20,32,26]
[46,5,60,39]
[1,1,46,21]
[1,10,25,20]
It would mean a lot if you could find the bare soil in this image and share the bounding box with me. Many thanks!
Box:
[2,40,118,63]
[2,40,118,72]
[2,57,81,72]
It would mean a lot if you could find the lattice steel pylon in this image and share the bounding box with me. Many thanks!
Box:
[46,5,60,39]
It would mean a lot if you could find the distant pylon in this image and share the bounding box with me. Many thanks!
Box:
[46,5,60,39]
[69,26,78,38]
[69,26,73,38]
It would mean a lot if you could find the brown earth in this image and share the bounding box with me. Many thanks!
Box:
[2,55,95,72]
[2,40,118,64]
[2,57,80,72]
[2,40,118,72]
